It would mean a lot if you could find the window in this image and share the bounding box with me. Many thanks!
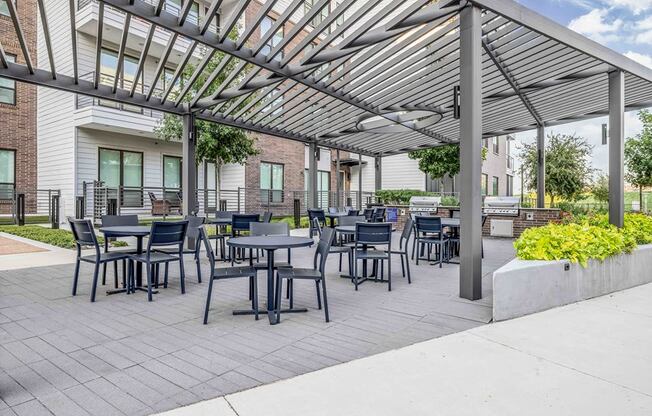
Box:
[304,169,330,209]
[99,148,143,207]
[165,0,199,25]
[482,137,488,149]
[260,162,284,203]
[492,176,499,196]
[492,137,499,154]
[506,175,514,197]
[0,149,15,199]
[163,155,182,202]
[481,173,488,196]
[0,1,15,17]
[304,0,329,27]
[0,54,16,105]
[162,67,181,95]
[261,16,283,61]
[100,49,143,112]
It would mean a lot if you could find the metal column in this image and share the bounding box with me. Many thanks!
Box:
[308,142,318,209]
[336,150,341,208]
[609,70,625,228]
[374,156,382,191]
[459,5,483,301]
[536,124,545,208]
[357,153,363,209]
[182,113,197,217]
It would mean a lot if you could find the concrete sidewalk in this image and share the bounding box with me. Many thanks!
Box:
[159,282,652,416]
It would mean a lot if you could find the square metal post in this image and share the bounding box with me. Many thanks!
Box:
[182,113,198,217]
[357,153,363,209]
[459,4,483,301]
[608,70,625,228]
[374,156,382,191]
[536,124,545,208]
[308,142,318,209]
[336,149,341,207]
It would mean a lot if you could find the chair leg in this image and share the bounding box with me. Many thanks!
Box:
[164,263,169,288]
[153,264,159,289]
[315,280,322,310]
[252,276,259,320]
[90,262,100,302]
[338,252,342,272]
[405,253,412,284]
[122,259,127,288]
[411,238,416,260]
[203,277,215,324]
[400,254,405,278]
[353,254,359,291]
[145,263,154,301]
[285,278,290,299]
[113,261,119,289]
[288,279,294,310]
[321,279,330,323]
[416,242,420,265]
[179,258,186,294]
[387,253,392,292]
[72,259,81,296]
[195,248,202,284]
[275,273,283,323]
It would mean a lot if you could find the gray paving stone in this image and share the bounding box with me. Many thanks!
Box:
[46,354,99,384]
[63,384,123,416]
[3,342,43,365]
[29,360,78,391]
[11,400,51,416]
[83,378,149,416]
[0,371,33,406]
[38,391,89,416]
[5,366,58,399]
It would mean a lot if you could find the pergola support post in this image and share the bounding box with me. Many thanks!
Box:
[374,156,382,192]
[609,70,625,228]
[182,113,198,245]
[336,150,341,207]
[459,4,483,301]
[357,153,363,209]
[536,124,545,208]
[308,142,318,209]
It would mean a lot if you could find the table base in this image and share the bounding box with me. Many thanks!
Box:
[106,287,160,296]
[233,308,308,325]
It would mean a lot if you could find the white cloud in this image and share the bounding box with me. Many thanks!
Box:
[624,51,652,68]
[635,29,652,44]
[608,0,652,15]
[568,9,624,43]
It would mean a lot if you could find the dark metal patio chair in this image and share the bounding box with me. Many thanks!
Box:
[386,217,413,283]
[69,219,130,302]
[308,209,326,238]
[347,209,360,216]
[229,214,260,263]
[199,227,258,324]
[313,217,351,274]
[210,210,236,260]
[413,216,449,267]
[262,211,273,223]
[353,223,393,291]
[100,214,138,287]
[250,222,293,270]
[128,221,188,301]
[372,207,386,222]
[275,227,335,323]
[363,208,375,221]
[155,215,205,283]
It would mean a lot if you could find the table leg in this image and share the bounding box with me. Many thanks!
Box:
[136,236,144,287]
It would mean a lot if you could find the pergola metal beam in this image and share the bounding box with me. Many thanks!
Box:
[6,0,33,74]
[609,70,625,227]
[36,0,56,79]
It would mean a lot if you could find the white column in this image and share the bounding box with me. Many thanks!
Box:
[459,5,483,301]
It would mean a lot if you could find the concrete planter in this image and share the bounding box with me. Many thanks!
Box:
[492,244,652,321]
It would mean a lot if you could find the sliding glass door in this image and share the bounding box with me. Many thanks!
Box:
[99,148,143,207]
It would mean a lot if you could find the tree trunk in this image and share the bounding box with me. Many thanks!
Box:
[549,195,554,208]
[640,185,644,213]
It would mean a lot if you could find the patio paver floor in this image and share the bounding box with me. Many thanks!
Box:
[0,237,514,415]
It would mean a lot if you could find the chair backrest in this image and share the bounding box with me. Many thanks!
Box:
[347,209,360,216]
[198,226,216,270]
[215,210,236,219]
[344,206,353,212]
[373,207,386,221]
[101,214,139,227]
[328,207,338,214]
[415,216,443,233]
[355,222,392,246]
[232,214,260,233]
[69,219,99,250]
[184,215,206,240]
[262,212,273,223]
[307,209,326,222]
[148,221,188,248]
[400,217,414,248]
[314,227,335,274]
[363,208,374,220]
[148,192,157,202]
[250,221,289,237]
[338,215,365,226]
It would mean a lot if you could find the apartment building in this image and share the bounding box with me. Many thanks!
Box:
[0,0,38,211]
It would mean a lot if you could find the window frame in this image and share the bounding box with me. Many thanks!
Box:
[98,147,144,208]
[0,0,16,18]
[162,155,182,189]
[481,173,488,196]
[506,174,514,197]
[492,137,500,154]
[0,148,16,199]
[99,48,144,111]
[261,16,284,61]
[0,53,16,105]
[260,161,285,203]
[492,176,499,196]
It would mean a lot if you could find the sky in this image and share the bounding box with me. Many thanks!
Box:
[510,0,652,192]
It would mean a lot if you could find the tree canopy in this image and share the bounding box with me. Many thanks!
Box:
[519,133,594,205]
[154,39,259,167]
[408,144,487,180]
[625,110,652,207]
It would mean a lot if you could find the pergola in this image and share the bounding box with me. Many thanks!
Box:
[1,0,651,300]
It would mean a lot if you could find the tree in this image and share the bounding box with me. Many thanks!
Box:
[625,110,652,210]
[519,133,594,206]
[154,39,259,198]
[408,144,487,181]
[591,173,609,204]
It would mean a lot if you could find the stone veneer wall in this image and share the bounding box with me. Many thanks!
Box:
[385,205,562,238]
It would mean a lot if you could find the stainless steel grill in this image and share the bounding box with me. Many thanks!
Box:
[409,196,441,213]
[483,196,520,216]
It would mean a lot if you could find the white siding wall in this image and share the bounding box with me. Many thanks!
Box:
[381,154,425,190]
[37,0,77,219]
[350,155,375,192]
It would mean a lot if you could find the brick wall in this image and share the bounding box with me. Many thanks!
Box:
[0,0,37,214]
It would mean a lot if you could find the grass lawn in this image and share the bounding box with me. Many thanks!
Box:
[0,215,51,226]
[0,225,127,250]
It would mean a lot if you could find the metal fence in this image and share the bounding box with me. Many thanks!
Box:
[0,189,62,226]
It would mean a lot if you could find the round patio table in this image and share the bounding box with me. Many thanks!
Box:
[227,236,313,325]
[99,226,151,294]
[324,212,348,227]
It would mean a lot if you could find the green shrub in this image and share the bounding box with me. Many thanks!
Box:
[0,225,124,250]
[272,216,309,230]
[583,213,652,246]
[375,189,435,205]
[514,222,635,267]
[440,196,460,206]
